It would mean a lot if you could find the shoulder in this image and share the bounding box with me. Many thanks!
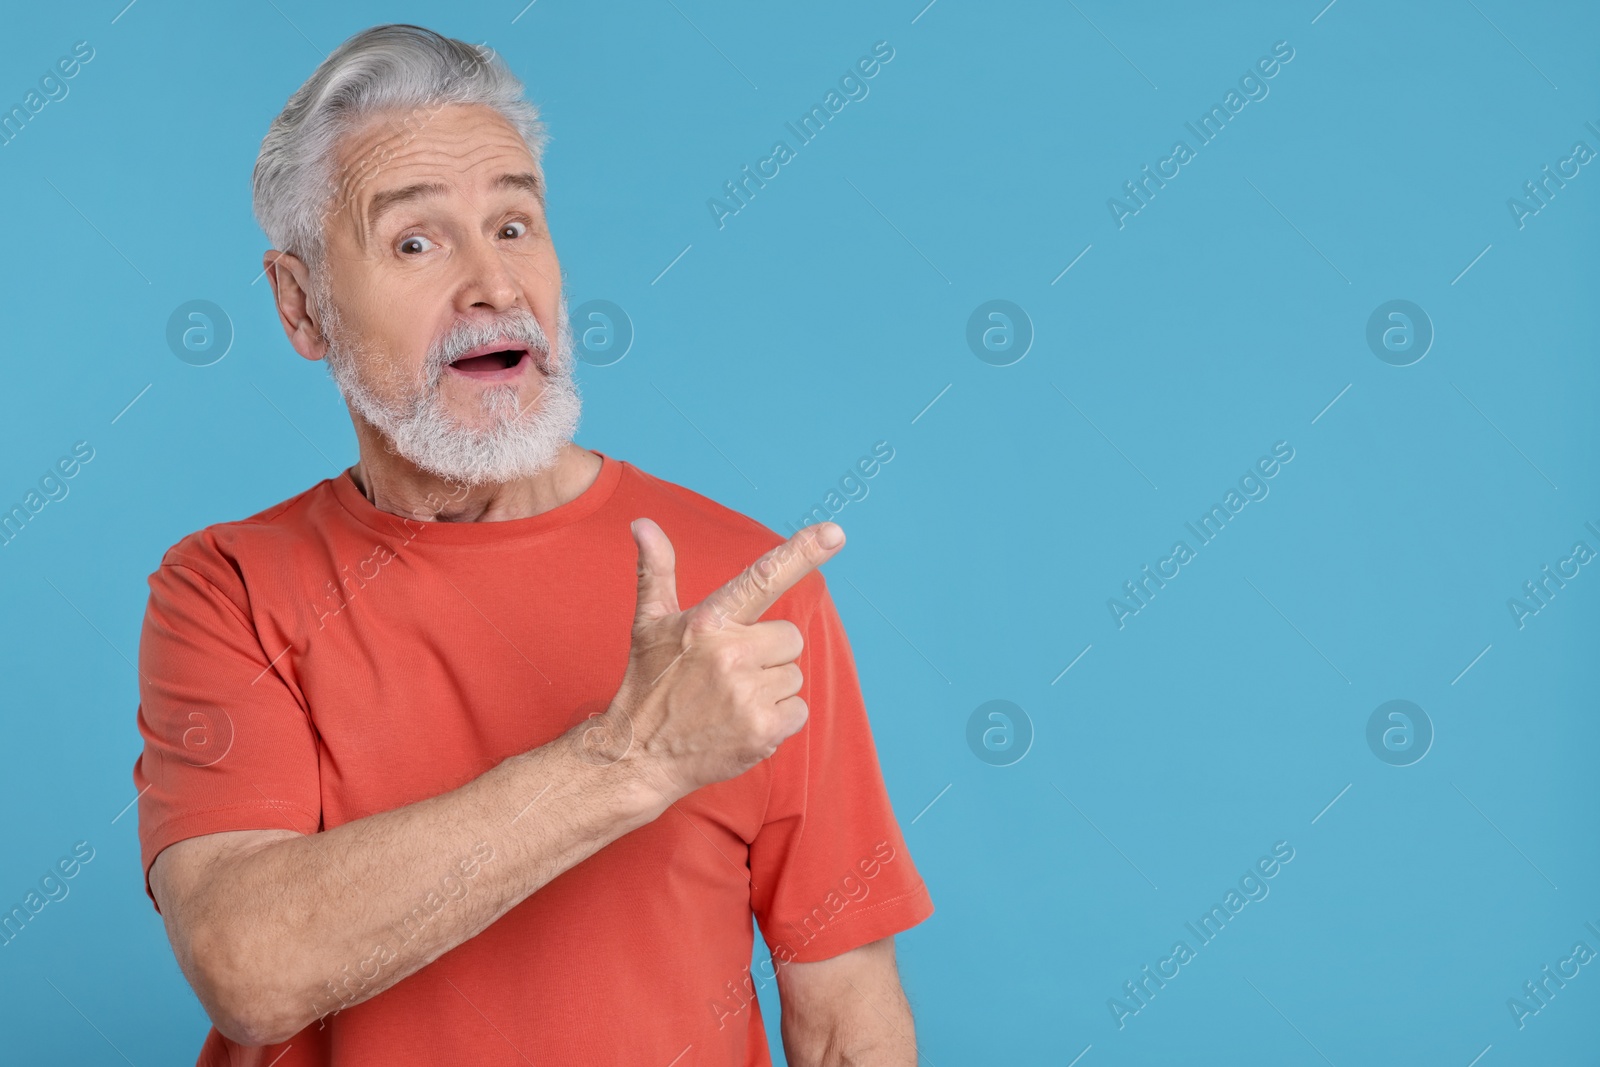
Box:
[148,480,335,612]
[617,459,781,548]
[615,458,829,616]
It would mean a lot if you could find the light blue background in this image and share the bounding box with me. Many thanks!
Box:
[1,1,1596,1063]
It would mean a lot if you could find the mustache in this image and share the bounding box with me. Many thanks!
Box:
[425,308,556,378]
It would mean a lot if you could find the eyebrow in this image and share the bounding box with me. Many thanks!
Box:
[365,171,546,234]
[495,171,544,202]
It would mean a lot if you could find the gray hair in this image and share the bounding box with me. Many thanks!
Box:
[251,23,548,272]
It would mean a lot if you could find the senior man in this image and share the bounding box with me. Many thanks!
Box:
[133,23,932,1066]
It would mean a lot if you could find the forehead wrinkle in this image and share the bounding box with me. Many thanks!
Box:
[338,103,521,169]
[353,136,534,206]
[331,115,446,232]
[365,123,530,172]
[332,112,543,254]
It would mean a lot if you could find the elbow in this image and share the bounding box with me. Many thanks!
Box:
[187,922,315,1046]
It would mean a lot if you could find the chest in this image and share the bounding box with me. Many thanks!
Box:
[257,544,768,850]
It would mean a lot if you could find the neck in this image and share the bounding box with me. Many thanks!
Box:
[346,420,602,523]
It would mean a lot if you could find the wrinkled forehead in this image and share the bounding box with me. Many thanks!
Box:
[323,103,543,249]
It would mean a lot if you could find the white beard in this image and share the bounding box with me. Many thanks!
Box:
[317,287,583,487]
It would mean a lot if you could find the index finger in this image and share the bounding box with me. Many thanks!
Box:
[692,522,845,629]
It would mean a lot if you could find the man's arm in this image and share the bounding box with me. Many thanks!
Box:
[149,518,844,1046]
[152,733,656,1046]
[775,936,918,1066]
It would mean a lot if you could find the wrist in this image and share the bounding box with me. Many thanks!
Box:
[554,714,671,829]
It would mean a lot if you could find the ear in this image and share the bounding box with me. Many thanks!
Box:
[263,250,330,363]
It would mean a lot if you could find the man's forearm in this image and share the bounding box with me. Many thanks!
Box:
[782,985,918,1067]
[777,938,919,1067]
[173,725,660,1043]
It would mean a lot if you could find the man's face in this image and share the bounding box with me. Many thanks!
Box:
[311,102,580,485]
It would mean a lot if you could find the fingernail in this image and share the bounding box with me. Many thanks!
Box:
[817,523,844,549]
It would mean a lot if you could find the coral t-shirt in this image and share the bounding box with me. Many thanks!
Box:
[133,450,933,1066]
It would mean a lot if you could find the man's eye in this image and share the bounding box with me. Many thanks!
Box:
[499,220,528,239]
[398,234,435,255]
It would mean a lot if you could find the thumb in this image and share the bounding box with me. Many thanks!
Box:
[629,518,681,625]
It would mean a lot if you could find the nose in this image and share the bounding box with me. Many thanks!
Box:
[455,230,522,314]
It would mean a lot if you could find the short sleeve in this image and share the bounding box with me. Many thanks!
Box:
[749,574,934,964]
[133,548,322,912]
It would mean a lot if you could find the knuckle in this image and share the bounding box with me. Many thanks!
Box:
[684,606,720,635]
[753,556,783,588]
[782,620,804,655]
[750,707,782,747]
[675,626,698,655]
[711,642,743,674]
[783,697,809,733]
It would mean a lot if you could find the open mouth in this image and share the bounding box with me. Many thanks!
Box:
[445,345,535,381]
